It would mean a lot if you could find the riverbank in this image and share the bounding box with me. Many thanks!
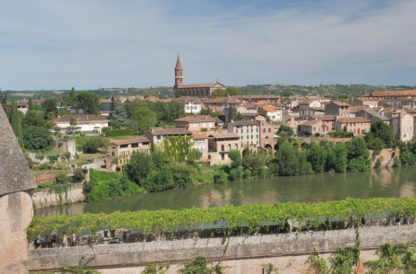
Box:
[32,183,85,209]
[34,165,416,216]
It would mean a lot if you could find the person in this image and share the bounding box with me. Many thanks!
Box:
[51,231,57,247]
[34,236,41,249]
[71,233,77,246]
[43,235,50,248]
[62,232,68,247]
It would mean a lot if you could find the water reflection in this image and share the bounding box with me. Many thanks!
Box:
[35,166,416,217]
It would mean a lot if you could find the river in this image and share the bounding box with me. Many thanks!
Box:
[34,166,416,217]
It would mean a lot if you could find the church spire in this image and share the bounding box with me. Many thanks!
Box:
[174,54,183,88]
[175,55,182,70]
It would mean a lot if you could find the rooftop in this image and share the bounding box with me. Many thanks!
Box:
[337,117,370,124]
[0,105,36,196]
[175,115,220,123]
[54,114,108,123]
[371,90,416,97]
[148,127,192,136]
[110,136,150,145]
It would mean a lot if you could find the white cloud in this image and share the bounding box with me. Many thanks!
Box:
[0,0,415,89]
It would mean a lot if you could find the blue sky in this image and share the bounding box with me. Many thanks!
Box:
[0,0,415,90]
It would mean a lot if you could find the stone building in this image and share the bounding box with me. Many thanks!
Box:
[175,115,222,132]
[207,132,240,165]
[106,136,151,171]
[335,117,371,136]
[0,104,36,273]
[325,101,351,117]
[228,120,260,147]
[389,110,414,142]
[146,127,193,146]
[174,56,225,97]
[192,133,209,161]
[259,121,279,149]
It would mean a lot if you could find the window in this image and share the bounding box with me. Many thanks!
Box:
[221,144,225,151]
[120,144,128,148]
[221,154,225,160]
[268,128,271,133]
[131,143,139,148]
[157,135,161,140]
[112,152,115,157]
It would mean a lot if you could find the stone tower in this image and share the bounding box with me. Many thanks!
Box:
[174,55,183,88]
[0,104,36,273]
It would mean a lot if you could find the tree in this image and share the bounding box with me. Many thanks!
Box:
[109,97,127,128]
[75,92,100,114]
[228,149,242,168]
[70,117,77,134]
[306,142,327,173]
[23,110,50,128]
[23,126,53,151]
[275,142,298,176]
[278,125,294,137]
[369,120,395,147]
[28,98,34,110]
[9,99,23,144]
[347,137,370,172]
[82,136,108,153]
[128,107,157,134]
[42,98,58,118]
[187,149,202,164]
[326,142,348,173]
[124,152,155,186]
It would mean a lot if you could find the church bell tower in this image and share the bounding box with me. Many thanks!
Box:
[174,55,183,88]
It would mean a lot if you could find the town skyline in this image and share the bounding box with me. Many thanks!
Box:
[1,0,416,90]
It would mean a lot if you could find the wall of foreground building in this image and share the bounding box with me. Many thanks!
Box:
[27,224,416,273]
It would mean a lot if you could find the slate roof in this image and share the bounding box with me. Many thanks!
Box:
[0,105,36,196]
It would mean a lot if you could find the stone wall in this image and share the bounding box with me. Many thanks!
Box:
[32,183,85,209]
[0,192,33,273]
[27,224,416,272]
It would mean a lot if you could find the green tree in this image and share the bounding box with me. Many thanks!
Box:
[369,120,396,147]
[306,142,328,173]
[128,107,158,134]
[9,99,23,144]
[278,125,294,137]
[228,149,242,168]
[42,98,58,118]
[23,110,50,128]
[275,142,298,176]
[23,126,53,151]
[187,149,202,164]
[109,97,127,128]
[82,136,108,153]
[326,142,348,173]
[28,98,34,110]
[75,92,100,114]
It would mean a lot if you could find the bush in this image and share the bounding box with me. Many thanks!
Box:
[82,136,108,153]
[23,126,54,151]
[213,169,228,184]
[72,168,85,183]
[55,173,69,184]
[84,170,143,202]
[348,156,370,172]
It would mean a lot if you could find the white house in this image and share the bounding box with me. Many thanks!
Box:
[259,105,282,122]
[179,98,203,114]
[53,114,109,135]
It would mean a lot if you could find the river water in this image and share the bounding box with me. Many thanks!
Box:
[34,167,416,217]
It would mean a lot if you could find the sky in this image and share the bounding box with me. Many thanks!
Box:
[0,0,415,90]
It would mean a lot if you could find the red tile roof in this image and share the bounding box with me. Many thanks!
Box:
[337,117,370,124]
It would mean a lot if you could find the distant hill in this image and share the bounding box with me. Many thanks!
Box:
[2,84,415,99]
[240,84,416,98]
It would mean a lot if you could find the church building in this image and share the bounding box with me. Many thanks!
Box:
[174,56,226,97]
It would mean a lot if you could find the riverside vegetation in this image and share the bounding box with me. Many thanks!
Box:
[28,196,416,241]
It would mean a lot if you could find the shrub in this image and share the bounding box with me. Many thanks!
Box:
[23,126,54,151]
[82,136,108,153]
[55,173,69,184]
[213,169,228,184]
